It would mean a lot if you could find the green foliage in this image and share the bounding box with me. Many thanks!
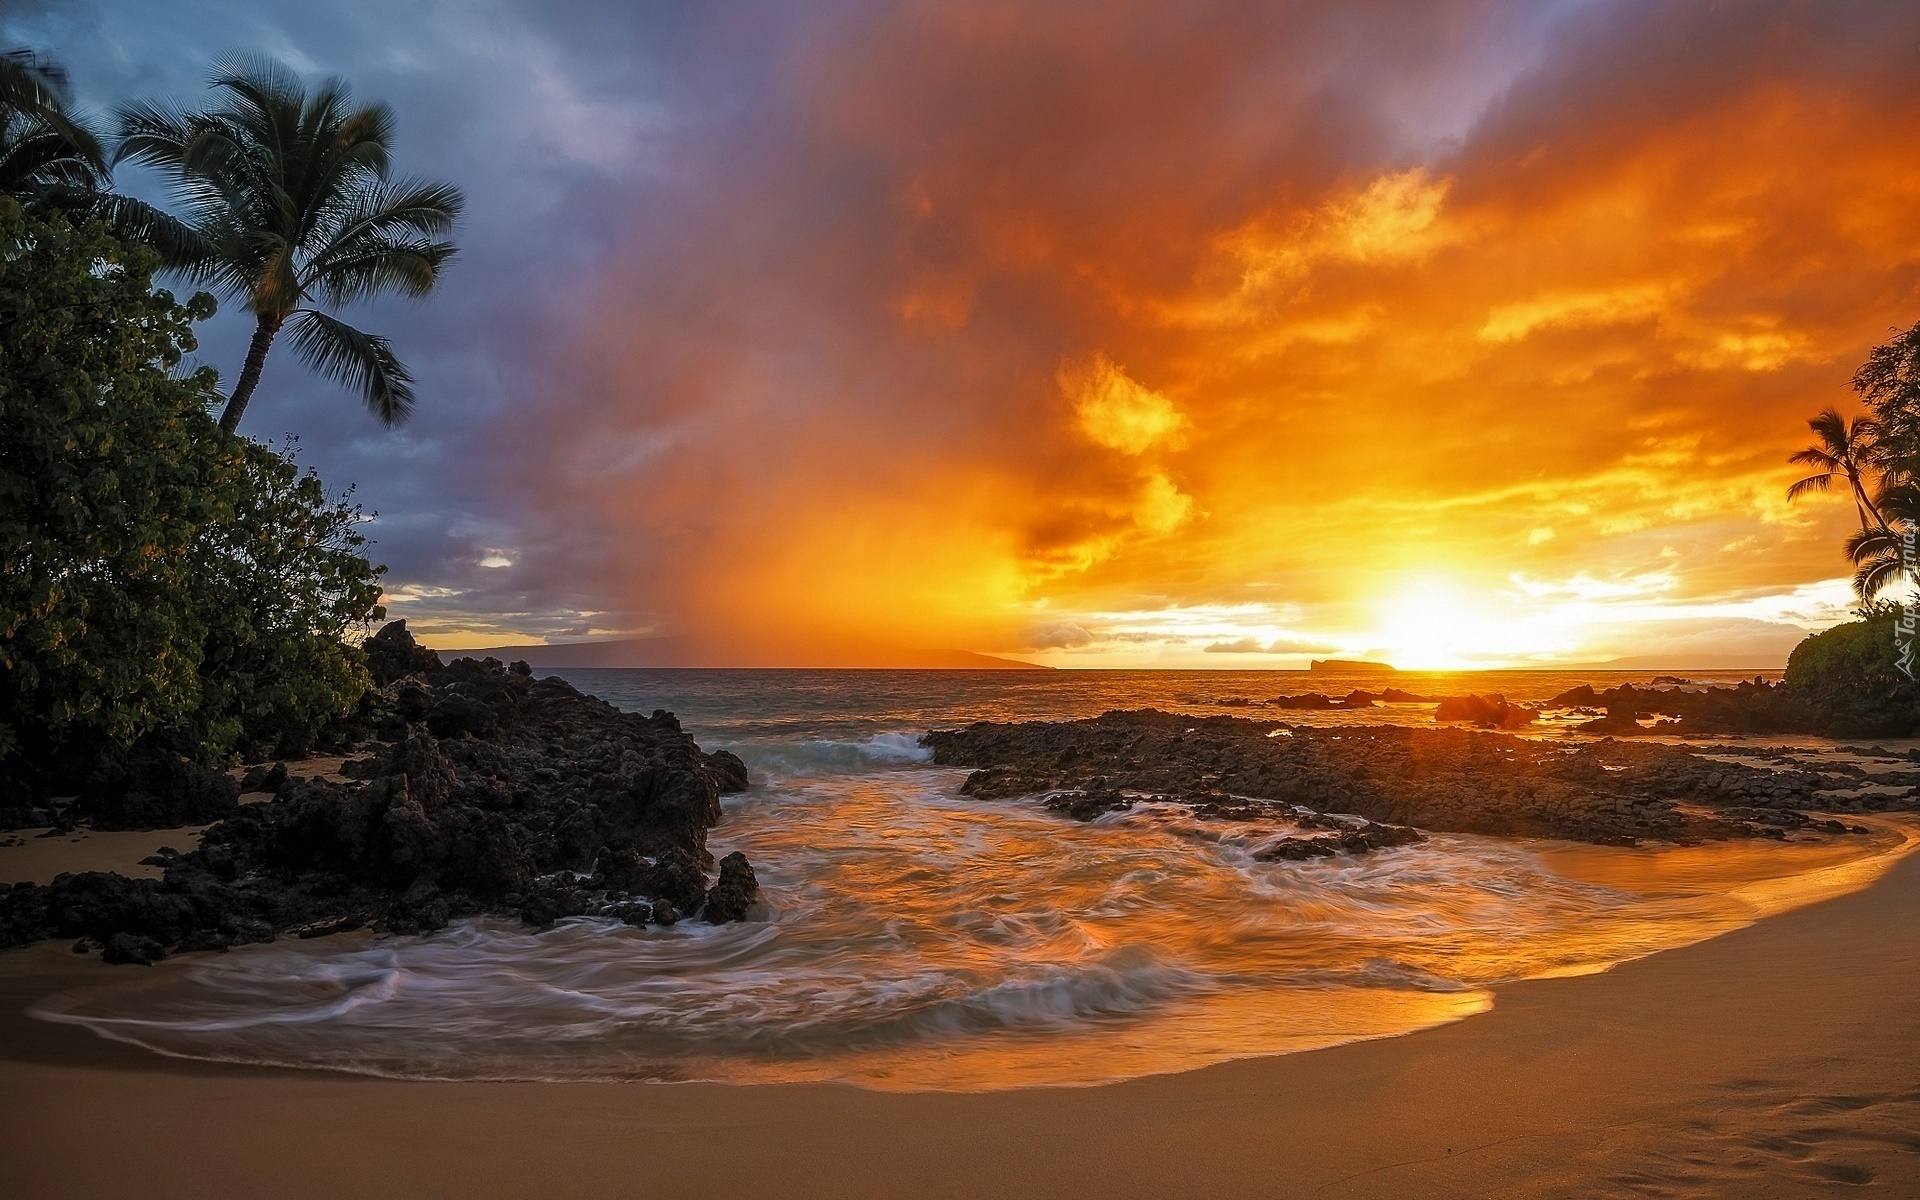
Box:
[1783,618,1918,737]
[0,198,385,782]
[1853,321,1920,481]
[1784,618,1900,690]
[191,438,384,760]
[0,198,229,763]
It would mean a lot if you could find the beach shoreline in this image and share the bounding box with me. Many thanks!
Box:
[4,819,1917,1198]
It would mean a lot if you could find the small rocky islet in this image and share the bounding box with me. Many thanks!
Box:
[0,622,760,965]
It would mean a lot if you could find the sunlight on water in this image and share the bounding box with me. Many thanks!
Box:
[29,670,1918,1091]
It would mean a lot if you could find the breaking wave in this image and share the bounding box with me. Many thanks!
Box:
[34,752,1912,1090]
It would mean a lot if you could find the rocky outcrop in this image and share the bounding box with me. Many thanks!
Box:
[0,623,759,963]
[1434,693,1538,729]
[925,709,1893,850]
[1543,662,1918,739]
[1027,781,1427,860]
[1546,680,1814,736]
[363,618,445,685]
[1781,619,1919,738]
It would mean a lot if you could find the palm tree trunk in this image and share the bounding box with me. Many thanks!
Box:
[219,312,284,434]
[1853,477,1888,531]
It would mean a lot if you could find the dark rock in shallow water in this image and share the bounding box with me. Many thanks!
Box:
[703,750,751,794]
[1543,678,1883,738]
[960,767,1061,802]
[1574,703,1681,736]
[101,932,165,965]
[1043,789,1134,820]
[1269,693,1335,710]
[593,847,650,893]
[1257,822,1425,861]
[924,709,1896,847]
[1434,694,1537,729]
[703,851,760,923]
[291,913,367,939]
[0,644,760,962]
[643,847,710,916]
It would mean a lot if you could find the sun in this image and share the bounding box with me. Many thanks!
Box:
[1365,578,1582,670]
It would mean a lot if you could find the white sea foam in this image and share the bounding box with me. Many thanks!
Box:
[737,731,935,778]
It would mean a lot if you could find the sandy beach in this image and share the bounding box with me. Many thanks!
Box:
[3,822,1915,1199]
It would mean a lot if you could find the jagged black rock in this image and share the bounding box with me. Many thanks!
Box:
[0,622,757,963]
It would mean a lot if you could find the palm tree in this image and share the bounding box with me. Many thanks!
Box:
[0,48,199,255]
[114,56,462,434]
[1787,407,1886,530]
[0,48,108,211]
[1844,482,1919,599]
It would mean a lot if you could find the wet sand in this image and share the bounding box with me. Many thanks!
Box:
[0,826,209,885]
[3,829,1917,1197]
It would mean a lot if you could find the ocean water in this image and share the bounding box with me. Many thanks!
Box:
[34,668,1917,1090]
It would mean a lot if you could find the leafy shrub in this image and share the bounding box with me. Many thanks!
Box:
[0,199,384,796]
[1783,618,1919,737]
[190,437,383,760]
[0,200,227,777]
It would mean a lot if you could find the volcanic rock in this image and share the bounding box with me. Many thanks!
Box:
[924,709,1891,847]
[364,619,444,685]
[1256,822,1425,861]
[1434,694,1537,729]
[703,851,760,923]
[0,634,759,963]
[1044,789,1135,820]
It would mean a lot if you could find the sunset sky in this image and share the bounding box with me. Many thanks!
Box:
[16,0,1920,667]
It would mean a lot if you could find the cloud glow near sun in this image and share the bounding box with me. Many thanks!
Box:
[324,2,1918,667]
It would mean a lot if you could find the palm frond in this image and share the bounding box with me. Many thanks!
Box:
[0,49,98,158]
[0,48,72,112]
[311,236,454,304]
[1785,473,1835,502]
[0,125,103,195]
[285,309,416,425]
[1854,554,1907,600]
[106,55,457,431]
[111,98,200,167]
[93,194,217,268]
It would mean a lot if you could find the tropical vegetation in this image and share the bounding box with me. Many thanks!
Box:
[0,197,384,798]
[1783,320,1920,731]
[1788,320,1920,602]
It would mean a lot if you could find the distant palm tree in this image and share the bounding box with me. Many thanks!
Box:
[1787,407,1886,531]
[115,56,462,434]
[1844,482,1918,599]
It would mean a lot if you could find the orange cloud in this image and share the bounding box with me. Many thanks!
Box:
[488,0,1920,666]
